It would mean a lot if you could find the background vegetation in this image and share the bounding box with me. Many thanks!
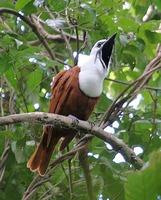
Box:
[0,0,161,199]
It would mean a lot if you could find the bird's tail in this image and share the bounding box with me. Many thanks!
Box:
[27,127,60,176]
[27,127,76,176]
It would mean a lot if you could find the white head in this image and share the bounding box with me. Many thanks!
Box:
[78,33,116,97]
[90,33,117,71]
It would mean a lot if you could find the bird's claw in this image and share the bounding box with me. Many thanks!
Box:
[88,121,95,131]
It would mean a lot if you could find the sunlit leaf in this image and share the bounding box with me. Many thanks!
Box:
[1,1,161,199]
[125,151,161,200]
[27,69,42,93]
[15,0,33,11]
[0,53,12,75]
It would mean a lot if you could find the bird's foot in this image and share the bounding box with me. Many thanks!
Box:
[88,121,95,131]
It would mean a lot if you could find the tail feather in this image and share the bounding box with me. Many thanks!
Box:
[27,141,44,171]
[37,136,60,175]
[27,127,60,176]
[27,127,77,176]
[58,133,76,151]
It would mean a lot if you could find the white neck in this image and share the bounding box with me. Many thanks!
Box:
[78,55,110,98]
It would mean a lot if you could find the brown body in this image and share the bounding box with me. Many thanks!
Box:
[27,66,100,175]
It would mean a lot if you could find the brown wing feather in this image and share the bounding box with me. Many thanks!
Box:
[27,66,100,175]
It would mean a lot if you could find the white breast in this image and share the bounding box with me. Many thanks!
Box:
[78,57,109,98]
[79,70,103,97]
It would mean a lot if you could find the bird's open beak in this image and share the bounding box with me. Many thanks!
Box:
[101,33,117,68]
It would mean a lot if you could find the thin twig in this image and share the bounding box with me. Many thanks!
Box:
[60,28,74,65]
[0,8,59,73]
[106,78,161,92]
[99,55,161,127]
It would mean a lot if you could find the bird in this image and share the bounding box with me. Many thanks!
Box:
[27,33,116,176]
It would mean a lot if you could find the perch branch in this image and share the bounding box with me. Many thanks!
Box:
[0,112,144,170]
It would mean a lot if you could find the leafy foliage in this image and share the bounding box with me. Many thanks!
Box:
[0,0,161,199]
[125,151,161,200]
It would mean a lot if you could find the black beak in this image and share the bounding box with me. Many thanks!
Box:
[101,33,117,67]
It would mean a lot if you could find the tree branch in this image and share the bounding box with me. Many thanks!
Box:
[0,112,144,170]
[78,143,95,200]
[99,55,161,128]
[0,8,60,73]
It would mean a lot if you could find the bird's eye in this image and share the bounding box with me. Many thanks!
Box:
[97,42,102,48]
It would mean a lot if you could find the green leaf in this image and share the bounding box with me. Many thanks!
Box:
[47,0,67,12]
[97,92,112,112]
[5,67,18,89]
[11,139,28,163]
[0,131,16,140]
[0,53,12,75]
[22,1,37,15]
[116,18,138,32]
[145,30,161,44]
[125,151,161,200]
[153,0,161,10]
[122,53,136,69]
[27,69,42,93]
[16,47,39,59]
[1,1,161,199]
[15,0,33,11]
[0,2,15,8]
